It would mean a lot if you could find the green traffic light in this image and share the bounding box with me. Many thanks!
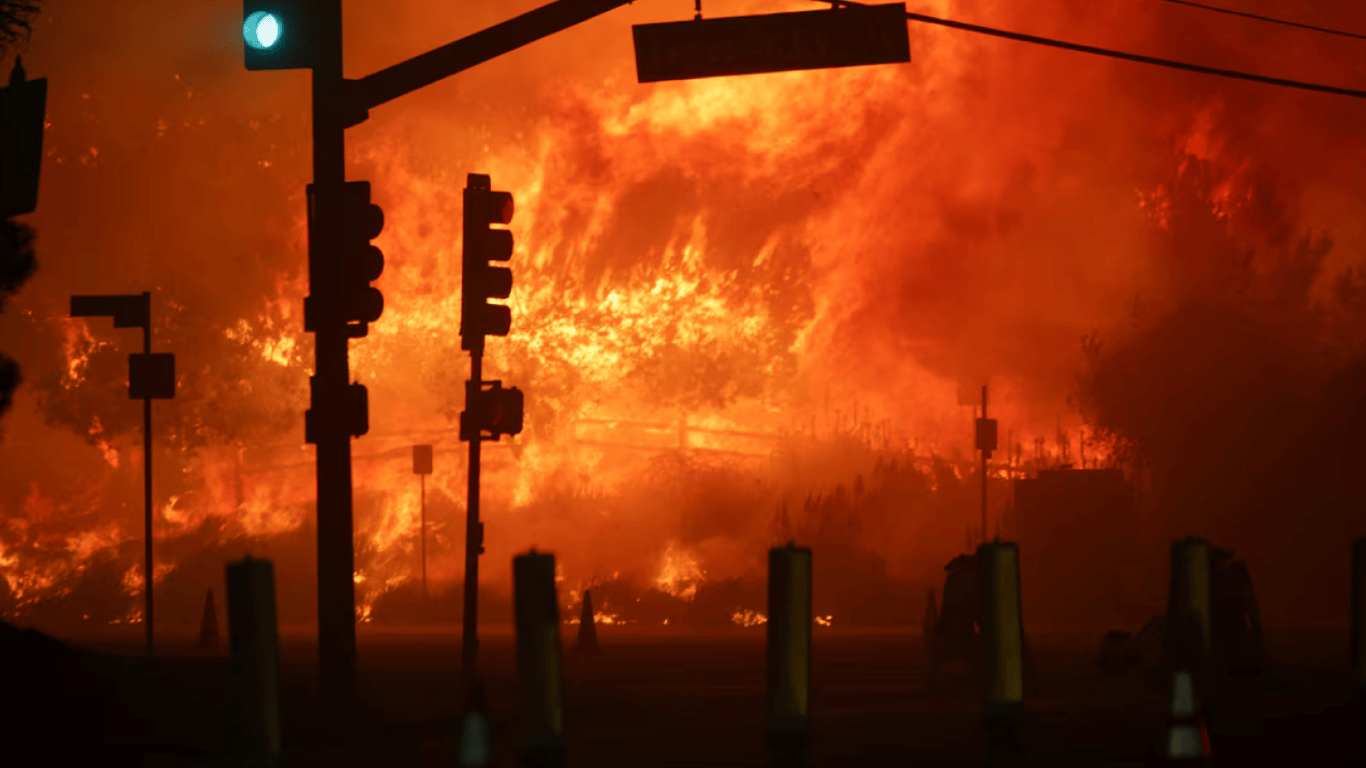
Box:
[243,11,281,51]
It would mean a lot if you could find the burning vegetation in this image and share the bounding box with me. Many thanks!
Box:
[2,1,1366,633]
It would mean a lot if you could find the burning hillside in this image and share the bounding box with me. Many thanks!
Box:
[1,1,1365,631]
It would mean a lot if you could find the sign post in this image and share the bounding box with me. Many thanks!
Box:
[70,292,176,655]
[975,385,997,544]
[413,444,433,598]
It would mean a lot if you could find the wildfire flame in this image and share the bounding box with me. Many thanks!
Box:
[731,609,766,627]
[566,611,623,626]
[654,543,705,602]
[3,1,1361,631]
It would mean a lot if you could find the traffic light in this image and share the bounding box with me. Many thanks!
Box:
[461,173,514,351]
[461,381,524,441]
[305,377,369,442]
[305,181,384,337]
[243,1,332,71]
[337,181,385,330]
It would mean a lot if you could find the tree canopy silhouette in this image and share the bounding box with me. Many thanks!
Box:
[0,0,40,422]
[0,2,38,50]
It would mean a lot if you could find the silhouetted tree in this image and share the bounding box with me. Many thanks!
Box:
[0,2,37,48]
[0,0,39,423]
[1073,156,1366,626]
[0,217,35,417]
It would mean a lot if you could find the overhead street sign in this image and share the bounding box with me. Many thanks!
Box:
[632,3,910,83]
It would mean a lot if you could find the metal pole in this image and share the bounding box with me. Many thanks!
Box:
[463,350,483,676]
[142,294,153,656]
[421,473,427,598]
[981,385,988,546]
[310,1,357,704]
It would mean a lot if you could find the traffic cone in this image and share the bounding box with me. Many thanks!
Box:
[198,587,218,652]
[1164,669,1211,763]
[577,589,598,659]
[459,679,492,768]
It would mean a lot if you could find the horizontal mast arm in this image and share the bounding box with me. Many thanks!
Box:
[353,0,637,112]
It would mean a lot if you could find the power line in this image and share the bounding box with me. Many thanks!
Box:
[1156,0,1366,42]
[817,0,1366,100]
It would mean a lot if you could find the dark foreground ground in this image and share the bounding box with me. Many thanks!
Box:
[3,624,1362,766]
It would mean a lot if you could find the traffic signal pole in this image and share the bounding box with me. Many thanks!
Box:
[464,347,483,675]
[309,2,358,704]
[246,0,631,702]
[459,173,522,677]
[141,306,153,656]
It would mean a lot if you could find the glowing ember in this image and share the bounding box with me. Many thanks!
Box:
[731,609,767,627]
[566,611,623,626]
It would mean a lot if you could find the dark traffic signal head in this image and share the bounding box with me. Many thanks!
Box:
[485,383,523,438]
[305,181,384,336]
[460,381,524,442]
[305,378,370,443]
[340,183,385,326]
[462,173,515,350]
[243,1,334,71]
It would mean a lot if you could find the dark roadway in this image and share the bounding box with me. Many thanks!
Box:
[13,625,1364,766]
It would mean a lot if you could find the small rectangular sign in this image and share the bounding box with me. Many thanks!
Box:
[413,444,433,475]
[633,4,909,83]
[975,417,998,454]
[129,353,175,400]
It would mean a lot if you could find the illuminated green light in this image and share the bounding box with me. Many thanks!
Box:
[244,11,281,51]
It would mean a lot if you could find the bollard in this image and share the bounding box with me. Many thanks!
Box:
[459,679,493,768]
[1353,538,1366,693]
[577,588,598,660]
[1353,538,1366,758]
[977,541,1025,763]
[767,544,812,768]
[514,550,565,768]
[1164,537,1216,758]
[225,555,283,763]
[1163,669,1212,763]
[1166,538,1212,665]
[977,541,1025,715]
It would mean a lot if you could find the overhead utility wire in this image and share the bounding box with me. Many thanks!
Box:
[1156,0,1366,42]
[818,0,1366,100]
